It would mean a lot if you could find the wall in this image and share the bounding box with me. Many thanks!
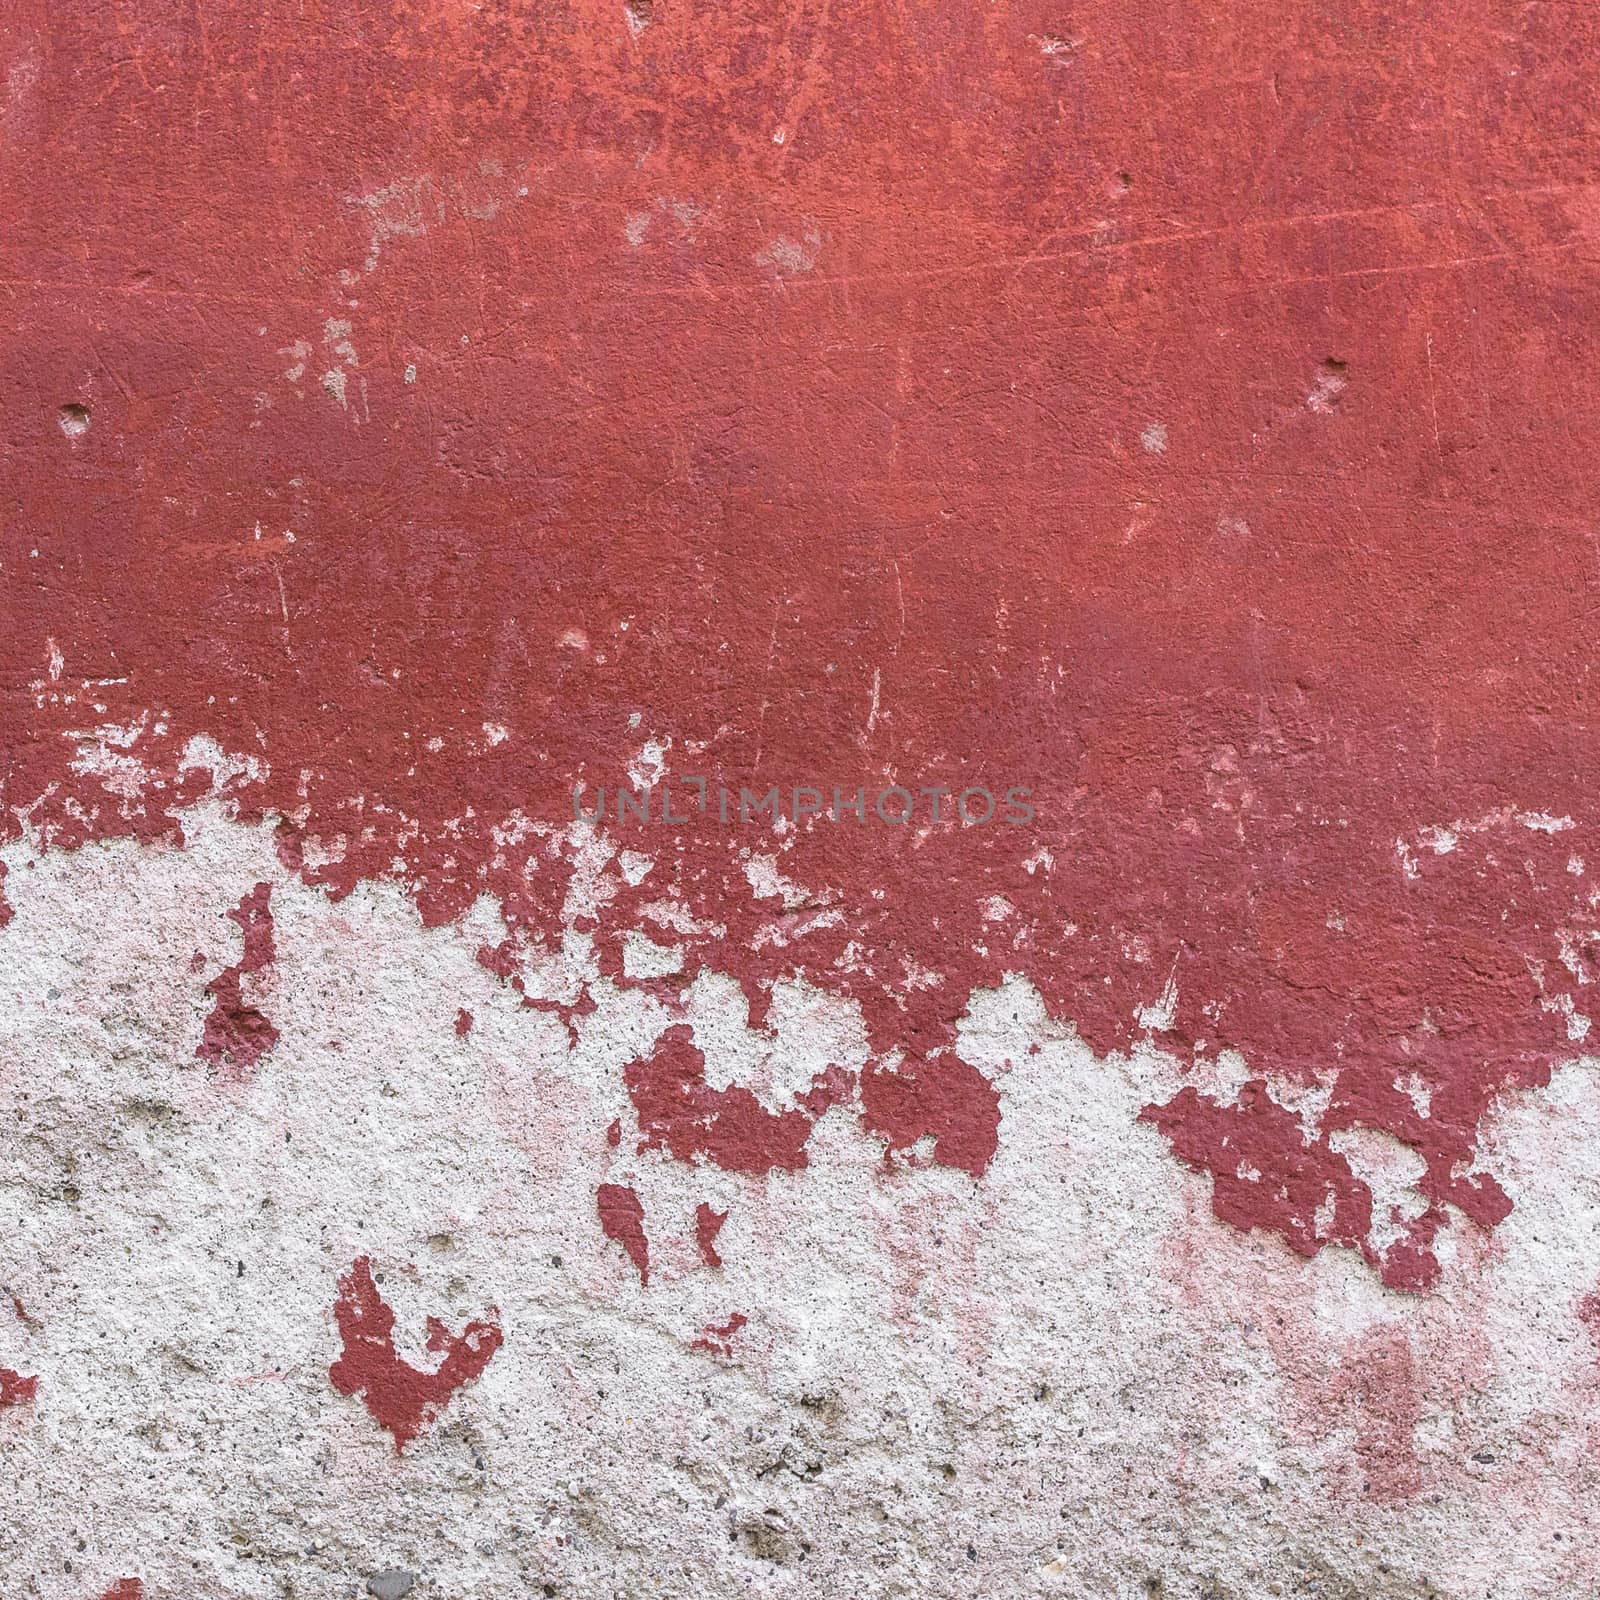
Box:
[2,2,1599,1595]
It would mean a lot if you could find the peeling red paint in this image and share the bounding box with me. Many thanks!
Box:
[692,1312,748,1357]
[98,1583,142,1600]
[328,1256,502,1452]
[624,1024,812,1174]
[454,1007,473,1037]
[859,1053,1001,1179]
[796,1064,856,1118]
[196,883,279,1079]
[478,939,598,1044]
[0,863,11,929]
[596,1183,650,1285]
[1141,1083,1380,1275]
[695,1203,728,1269]
[1142,1074,1496,1292]
[476,940,520,983]
[0,1367,39,1408]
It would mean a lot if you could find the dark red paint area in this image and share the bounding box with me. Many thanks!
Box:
[597,1183,651,1285]
[328,1256,502,1451]
[0,1367,39,1408]
[1143,1084,1375,1270]
[3,1,1600,1286]
[623,1023,984,1179]
[197,883,279,1079]
[696,1203,729,1268]
[860,1053,1001,1179]
[625,1024,814,1174]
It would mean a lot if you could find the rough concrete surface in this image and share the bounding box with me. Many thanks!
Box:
[3,2,1600,1596]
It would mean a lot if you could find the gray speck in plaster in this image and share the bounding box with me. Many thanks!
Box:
[404,364,417,384]
[322,369,348,408]
[1140,422,1168,454]
[1037,33,1082,63]
[366,1570,416,1600]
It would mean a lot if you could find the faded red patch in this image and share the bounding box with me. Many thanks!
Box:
[692,1312,748,1357]
[196,883,279,1078]
[1578,1290,1600,1341]
[859,1052,1001,1178]
[0,1367,39,1407]
[695,1203,728,1269]
[1331,1327,1424,1502]
[597,1182,649,1285]
[327,1256,502,1452]
[624,1024,812,1174]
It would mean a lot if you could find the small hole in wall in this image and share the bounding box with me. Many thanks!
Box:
[1322,356,1348,374]
[58,403,90,438]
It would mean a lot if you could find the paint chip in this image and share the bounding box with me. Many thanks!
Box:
[1307,357,1348,413]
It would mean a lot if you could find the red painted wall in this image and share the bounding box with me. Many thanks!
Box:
[2,0,1598,1505]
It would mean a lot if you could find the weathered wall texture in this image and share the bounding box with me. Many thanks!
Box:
[3,1,1600,1595]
